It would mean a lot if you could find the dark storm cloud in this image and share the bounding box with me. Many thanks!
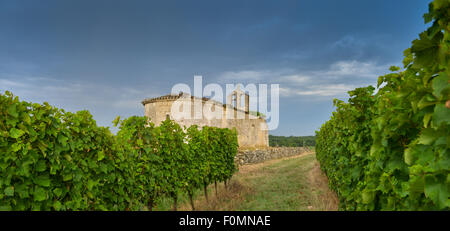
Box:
[0,0,432,135]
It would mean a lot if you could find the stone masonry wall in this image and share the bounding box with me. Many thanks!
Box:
[143,97,269,148]
[235,147,311,165]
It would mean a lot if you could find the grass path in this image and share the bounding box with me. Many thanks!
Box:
[160,152,339,211]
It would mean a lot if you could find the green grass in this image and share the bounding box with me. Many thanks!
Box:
[152,180,221,211]
[150,153,338,211]
[235,154,316,210]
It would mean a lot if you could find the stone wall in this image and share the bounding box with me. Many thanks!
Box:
[235,147,311,165]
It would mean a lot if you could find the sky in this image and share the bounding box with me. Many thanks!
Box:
[0,0,432,136]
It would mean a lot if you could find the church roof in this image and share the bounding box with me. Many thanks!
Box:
[141,92,213,105]
[141,90,257,117]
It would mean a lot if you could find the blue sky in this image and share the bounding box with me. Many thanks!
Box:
[0,0,432,135]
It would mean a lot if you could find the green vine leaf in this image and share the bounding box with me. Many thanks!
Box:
[9,128,25,139]
[4,186,14,197]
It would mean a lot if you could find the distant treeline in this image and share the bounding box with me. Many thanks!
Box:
[269,135,316,147]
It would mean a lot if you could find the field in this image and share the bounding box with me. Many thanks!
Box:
[155,152,338,211]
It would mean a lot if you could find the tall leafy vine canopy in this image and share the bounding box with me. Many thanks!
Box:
[0,91,238,210]
[315,0,449,210]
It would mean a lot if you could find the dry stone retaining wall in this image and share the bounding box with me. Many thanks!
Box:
[235,147,311,165]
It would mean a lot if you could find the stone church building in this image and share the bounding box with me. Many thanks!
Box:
[141,88,269,148]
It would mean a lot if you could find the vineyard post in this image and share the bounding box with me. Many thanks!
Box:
[173,195,178,211]
[188,191,195,211]
[215,180,218,197]
[204,182,209,202]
